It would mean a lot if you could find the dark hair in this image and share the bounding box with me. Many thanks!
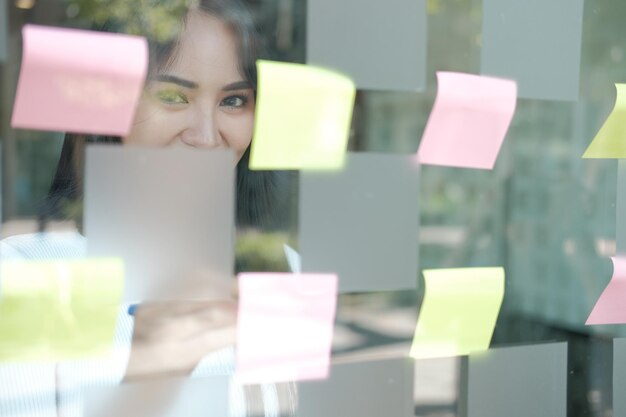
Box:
[39,0,279,231]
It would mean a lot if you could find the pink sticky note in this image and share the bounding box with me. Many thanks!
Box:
[587,257,626,325]
[11,25,148,136]
[235,273,338,384]
[417,72,517,170]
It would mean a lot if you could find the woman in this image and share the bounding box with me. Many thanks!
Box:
[40,0,281,232]
[1,1,296,416]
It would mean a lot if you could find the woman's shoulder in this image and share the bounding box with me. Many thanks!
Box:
[0,231,87,260]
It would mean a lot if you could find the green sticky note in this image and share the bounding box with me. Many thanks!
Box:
[583,84,626,158]
[410,267,505,359]
[249,60,356,170]
[0,258,124,361]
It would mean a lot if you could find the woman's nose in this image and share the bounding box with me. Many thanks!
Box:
[180,108,224,148]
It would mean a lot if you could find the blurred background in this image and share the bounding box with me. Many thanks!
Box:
[1,0,624,416]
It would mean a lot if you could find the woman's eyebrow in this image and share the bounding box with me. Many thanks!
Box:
[223,81,252,91]
[152,74,199,89]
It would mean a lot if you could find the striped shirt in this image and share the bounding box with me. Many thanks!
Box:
[0,232,296,417]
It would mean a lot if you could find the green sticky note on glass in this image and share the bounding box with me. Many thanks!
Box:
[583,84,626,158]
[249,60,356,170]
[0,258,124,361]
[410,267,505,359]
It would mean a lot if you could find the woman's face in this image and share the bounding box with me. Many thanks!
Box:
[123,11,255,162]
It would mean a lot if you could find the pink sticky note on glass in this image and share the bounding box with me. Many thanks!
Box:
[11,24,148,136]
[235,273,338,384]
[417,72,517,170]
[587,257,626,325]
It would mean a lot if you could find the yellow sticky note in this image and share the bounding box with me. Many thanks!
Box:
[410,267,504,359]
[0,258,124,361]
[250,60,356,170]
[583,84,626,158]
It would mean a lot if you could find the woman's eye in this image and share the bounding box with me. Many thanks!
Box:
[220,95,248,109]
[155,90,189,105]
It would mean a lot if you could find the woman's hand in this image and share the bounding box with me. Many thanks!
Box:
[123,299,237,382]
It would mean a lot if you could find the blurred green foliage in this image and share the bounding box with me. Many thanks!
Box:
[235,231,290,273]
[64,0,193,41]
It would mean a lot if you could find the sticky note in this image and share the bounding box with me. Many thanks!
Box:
[298,358,413,417]
[85,146,234,302]
[283,244,302,273]
[0,0,7,63]
[11,24,148,136]
[417,72,517,170]
[84,376,229,417]
[0,258,124,361]
[582,85,626,158]
[307,0,426,91]
[410,267,505,359]
[300,153,419,293]
[586,257,626,325]
[617,161,626,253]
[614,338,626,417]
[235,273,338,384]
[481,0,583,101]
[465,343,567,417]
[249,60,355,170]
